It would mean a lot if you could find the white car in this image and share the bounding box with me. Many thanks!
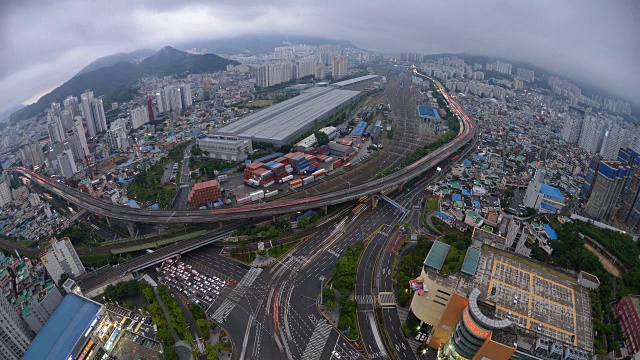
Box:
[332,351,342,359]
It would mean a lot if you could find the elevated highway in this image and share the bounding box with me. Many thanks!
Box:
[10,76,476,225]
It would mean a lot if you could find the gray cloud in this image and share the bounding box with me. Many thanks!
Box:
[0,0,638,113]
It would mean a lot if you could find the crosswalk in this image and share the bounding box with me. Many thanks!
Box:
[301,320,333,360]
[355,295,375,305]
[211,267,262,321]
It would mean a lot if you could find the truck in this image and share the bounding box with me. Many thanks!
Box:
[288,179,303,189]
[264,190,279,199]
[217,174,228,182]
[245,179,259,188]
[250,190,265,201]
[343,163,352,169]
[279,175,294,184]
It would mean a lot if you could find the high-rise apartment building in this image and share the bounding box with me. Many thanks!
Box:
[0,294,33,359]
[561,115,582,144]
[73,117,90,158]
[129,106,150,129]
[314,63,325,80]
[92,97,107,133]
[105,123,129,152]
[170,86,183,112]
[256,62,294,88]
[486,61,512,75]
[0,174,13,207]
[578,116,606,154]
[155,91,166,114]
[40,237,85,284]
[599,124,626,160]
[180,83,192,109]
[20,281,63,334]
[20,141,46,169]
[296,60,315,79]
[80,91,106,138]
[56,149,77,178]
[63,96,80,119]
[47,113,66,143]
[66,131,86,166]
[331,56,349,79]
[584,161,629,221]
[516,68,535,82]
[617,147,640,232]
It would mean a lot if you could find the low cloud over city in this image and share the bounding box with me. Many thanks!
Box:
[0,0,638,113]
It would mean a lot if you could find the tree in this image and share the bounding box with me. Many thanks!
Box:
[58,273,70,287]
[325,300,337,311]
[314,131,330,146]
[196,318,210,338]
[322,287,335,302]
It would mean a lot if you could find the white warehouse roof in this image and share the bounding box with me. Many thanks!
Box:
[215,87,360,146]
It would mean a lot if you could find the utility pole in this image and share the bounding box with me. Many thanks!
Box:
[319,275,326,305]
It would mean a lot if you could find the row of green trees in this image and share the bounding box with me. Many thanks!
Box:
[103,279,142,306]
[324,242,364,340]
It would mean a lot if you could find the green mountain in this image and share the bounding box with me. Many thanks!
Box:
[11,46,238,122]
[75,49,156,76]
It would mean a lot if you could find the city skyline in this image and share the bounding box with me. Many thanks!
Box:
[1,0,639,114]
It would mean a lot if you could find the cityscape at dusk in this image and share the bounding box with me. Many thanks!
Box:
[0,1,638,360]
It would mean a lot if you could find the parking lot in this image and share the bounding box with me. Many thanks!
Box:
[156,258,228,310]
[453,248,593,352]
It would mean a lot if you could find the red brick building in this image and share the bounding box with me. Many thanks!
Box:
[612,294,640,355]
[187,180,222,207]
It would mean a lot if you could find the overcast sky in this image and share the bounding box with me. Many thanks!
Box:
[1,0,638,114]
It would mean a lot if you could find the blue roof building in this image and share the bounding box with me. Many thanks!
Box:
[539,184,564,201]
[351,121,368,137]
[543,224,558,240]
[417,106,441,120]
[24,294,104,360]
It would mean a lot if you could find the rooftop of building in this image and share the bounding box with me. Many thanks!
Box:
[461,247,481,276]
[215,87,360,143]
[417,105,441,119]
[424,240,450,271]
[23,293,102,360]
[631,295,640,316]
[331,74,380,87]
[191,179,220,191]
[543,224,558,240]
[539,184,564,200]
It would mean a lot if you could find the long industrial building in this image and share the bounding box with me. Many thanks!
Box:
[215,87,361,146]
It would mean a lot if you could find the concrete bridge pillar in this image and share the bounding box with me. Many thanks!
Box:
[219,221,224,228]
[371,195,379,210]
[105,217,112,228]
[127,223,136,239]
[322,206,328,215]
[397,182,404,191]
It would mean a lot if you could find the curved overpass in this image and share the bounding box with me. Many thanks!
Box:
[11,76,476,224]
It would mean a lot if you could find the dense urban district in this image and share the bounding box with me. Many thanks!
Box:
[0,42,638,360]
